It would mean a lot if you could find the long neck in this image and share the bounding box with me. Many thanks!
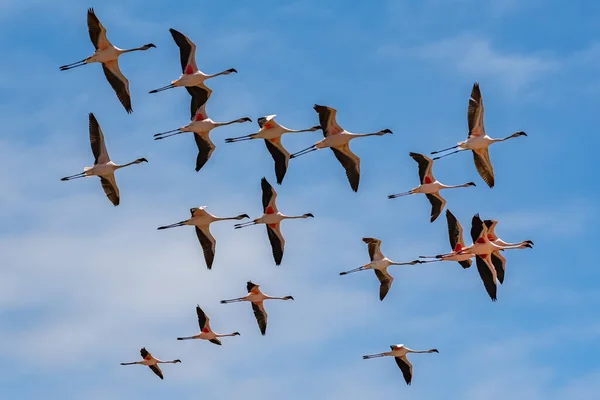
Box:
[389,260,415,266]
[264,295,290,300]
[352,132,383,138]
[282,215,310,220]
[215,119,247,127]
[207,70,232,78]
[285,126,320,133]
[115,159,144,169]
[496,238,528,247]
[216,332,238,337]
[157,360,180,364]
[494,132,522,143]
[440,183,473,189]
[406,349,435,354]
[118,45,153,55]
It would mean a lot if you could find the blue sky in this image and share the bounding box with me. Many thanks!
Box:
[0,0,599,398]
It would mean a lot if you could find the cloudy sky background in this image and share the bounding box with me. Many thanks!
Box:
[0,0,599,398]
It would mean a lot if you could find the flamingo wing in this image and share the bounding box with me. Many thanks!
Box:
[209,338,222,345]
[473,148,495,188]
[102,60,132,114]
[395,356,413,385]
[257,115,277,129]
[362,237,384,261]
[195,226,216,270]
[490,251,506,284]
[261,177,279,214]
[331,144,360,192]
[475,255,498,301]
[99,174,120,206]
[409,152,435,184]
[374,269,393,301]
[169,28,198,74]
[264,138,290,185]
[425,193,446,223]
[467,82,485,138]
[148,364,164,380]
[187,85,212,120]
[251,302,268,335]
[247,281,259,293]
[314,104,343,136]
[470,214,486,243]
[88,113,110,165]
[193,134,215,172]
[196,305,210,331]
[266,224,285,265]
[87,8,111,50]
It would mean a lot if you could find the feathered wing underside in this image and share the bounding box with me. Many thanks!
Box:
[490,251,506,284]
[246,281,259,292]
[195,226,216,269]
[102,60,132,113]
[475,256,498,301]
[467,82,485,138]
[331,145,360,192]
[87,8,110,50]
[314,105,342,136]
[470,214,485,243]
[257,115,277,129]
[169,28,197,74]
[149,364,163,379]
[264,139,290,185]
[187,85,212,120]
[196,306,210,331]
[473,148,495,188]
[445,210,462,251]
[99,175,120,206]
[88,113,109,165]
[362,238,383,261]
[194,134,216,172]
[410,152,435,184]
[266,224,285,265]
[425,193,446,223]
[374,269,393,301]
[395,356,413,385]
[251,302,268,335]
[140,347,150,359]
[261,177,278,213]
[209,338,222,345]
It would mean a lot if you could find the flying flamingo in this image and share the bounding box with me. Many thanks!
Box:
[388,153,476,222]
[120,347,181,380]
[60,113,147,206]
[225,115,322,184]
[59,8,155,113]
[153,85,252,172]
[431,82,527,188]
[220,281,294,335]
[234,177,313,265]
[157,206,250,270]
[340,238,421,301]
[149,28,237,94]
[176,305,240,345]
[289,105,392,192]
[363,344,439,385]
[419,210,474,268]
[484,219,534,284]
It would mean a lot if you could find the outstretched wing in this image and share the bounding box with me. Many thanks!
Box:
[196,305,210,331]
[88,113,109,165]
[473,148,495,188]
[331,145,360,192]
[395,356,413,385]
[475,256,498,301]
[187,85,212,120]
[264,138,290,185]
[409,152,435,184]
[261,177,279,214]
[102,60,132,114]
[99,175,119,206]
[251,302,268,335]
[169,28,198,74]
[194,134,216,172]
[362,237,383,261]
[209,338,222,345]
[425,193,446,223]
[87,8,111,50]
[490,251,506,284]
[195,226,216,269]
[374,269,393,301]
[266,224,285,265]
[314,104,342,137]
[148,364,163,379]
[467,82,485,138]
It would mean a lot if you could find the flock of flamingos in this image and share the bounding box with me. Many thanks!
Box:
[57,8,534,386]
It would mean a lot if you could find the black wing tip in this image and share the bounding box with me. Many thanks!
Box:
[87,7,95,14]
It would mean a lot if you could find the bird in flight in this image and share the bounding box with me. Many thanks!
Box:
[234,177,314,265]
[340,238,421,301]
[225,115,321,184]
[120,347,181,380]
[60,113,147,206]
[221,281,294,335]
[177,305,240,345]
[419,210,475,269]
[149,28,237,94]
[59,8,156,113]
[157,206,249,270]
[290,105,392,192]
[430,82,527,188]
[363,344,439,385]
[388,152,476,222]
